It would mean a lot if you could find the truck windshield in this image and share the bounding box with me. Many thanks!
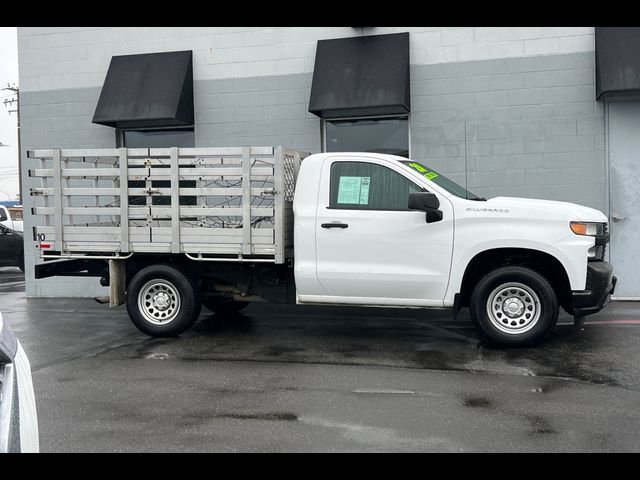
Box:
[400,161,485,201]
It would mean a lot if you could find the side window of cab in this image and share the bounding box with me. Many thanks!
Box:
[329,161,422,211]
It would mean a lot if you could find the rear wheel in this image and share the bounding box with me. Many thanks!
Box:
[202,298,249,315]
[126,264,201,337]
[470,266,558,347]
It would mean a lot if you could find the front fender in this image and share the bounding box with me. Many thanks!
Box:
[444,237,591,306]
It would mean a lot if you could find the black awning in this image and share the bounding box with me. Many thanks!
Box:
[92,50,194,129]
[308,32,410,118]
[596,27,640,100]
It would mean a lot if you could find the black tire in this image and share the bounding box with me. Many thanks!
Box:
[126,264,202,337]
[469,266,558,347]
[202,298,249,315]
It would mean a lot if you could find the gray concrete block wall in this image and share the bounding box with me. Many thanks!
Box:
[409,51,604,212]
[21,87,115,297]
[195,73,320,154]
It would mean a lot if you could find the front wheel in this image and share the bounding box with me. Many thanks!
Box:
[470,266,558,347]
[126,264,202,337]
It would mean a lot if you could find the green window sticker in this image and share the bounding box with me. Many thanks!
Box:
[408,162,427,173]
[337,176,371,205]
[407,162,438,180]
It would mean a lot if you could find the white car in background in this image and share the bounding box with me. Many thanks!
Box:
[0,312,38,453]
[0,206,23,233]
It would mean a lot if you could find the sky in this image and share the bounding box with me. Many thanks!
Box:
[0,27,19,202]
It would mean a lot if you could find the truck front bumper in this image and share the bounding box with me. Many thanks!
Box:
[570,261,616,317]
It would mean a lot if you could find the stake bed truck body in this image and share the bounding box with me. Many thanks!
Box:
[28,146,616,346]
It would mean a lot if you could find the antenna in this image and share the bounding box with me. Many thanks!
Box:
[464,120,468,200]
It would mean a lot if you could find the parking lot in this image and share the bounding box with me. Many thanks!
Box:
[1,266,639,452]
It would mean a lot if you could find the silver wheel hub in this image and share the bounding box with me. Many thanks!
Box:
[138,280,181,325]
[153,292,171,310]
[503,297,525,317]
[486,282,540,335]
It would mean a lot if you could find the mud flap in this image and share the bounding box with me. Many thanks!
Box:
[109,259,126,308]
[452,293,462,321]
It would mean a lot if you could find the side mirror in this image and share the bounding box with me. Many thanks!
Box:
[408,192,443,223]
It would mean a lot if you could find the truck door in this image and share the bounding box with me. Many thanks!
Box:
[312,157,454,306]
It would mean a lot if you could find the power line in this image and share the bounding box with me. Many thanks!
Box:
[1,82,21,202]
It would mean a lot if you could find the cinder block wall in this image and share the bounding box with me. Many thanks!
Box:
[409,51,603,207]
[18,27,602,297]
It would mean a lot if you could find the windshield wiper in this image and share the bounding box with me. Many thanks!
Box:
[469,196,487,201]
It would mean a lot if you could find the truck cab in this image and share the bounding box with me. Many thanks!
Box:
[293,152,615,345]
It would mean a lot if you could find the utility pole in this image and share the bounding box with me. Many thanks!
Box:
[2,83,21,204]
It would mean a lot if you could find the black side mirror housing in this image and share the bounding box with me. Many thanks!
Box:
[408,192,443,223]
[426,209,443,223]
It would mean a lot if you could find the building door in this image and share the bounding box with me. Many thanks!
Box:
[608,100,640,298]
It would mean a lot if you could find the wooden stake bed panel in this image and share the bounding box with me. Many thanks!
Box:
[28,146,308,263]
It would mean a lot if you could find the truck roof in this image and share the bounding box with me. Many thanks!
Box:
[305,151,409,164]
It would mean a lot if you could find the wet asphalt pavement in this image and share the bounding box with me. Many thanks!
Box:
[1,266,639,452]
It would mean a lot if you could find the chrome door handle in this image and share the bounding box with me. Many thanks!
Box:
[611,215,627,222]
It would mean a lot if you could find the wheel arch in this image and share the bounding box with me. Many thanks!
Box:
[457,247,573,313]
[123,254,195,288]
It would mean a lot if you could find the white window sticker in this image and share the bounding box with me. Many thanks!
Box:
[337,176,371,205]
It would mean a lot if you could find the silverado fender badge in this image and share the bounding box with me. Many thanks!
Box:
[466,207,510,213]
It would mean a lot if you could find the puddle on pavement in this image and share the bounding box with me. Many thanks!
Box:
[460,396,495,409]
[144,352,171,360]
[412,330,622,389]
[524,415,557,436]
[263,345,306,357]
[213,412,298,422]
[120,311,626,390]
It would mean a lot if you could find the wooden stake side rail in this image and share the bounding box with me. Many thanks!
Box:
[28,146,309,263]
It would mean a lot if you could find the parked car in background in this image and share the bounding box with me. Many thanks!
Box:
[0,312,39,453]
[0,206,23,233]
[0,224,24,272]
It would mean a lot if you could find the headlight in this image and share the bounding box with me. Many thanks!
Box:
[570,221,599,236]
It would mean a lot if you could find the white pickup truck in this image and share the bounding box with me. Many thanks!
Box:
[28,146,616,346]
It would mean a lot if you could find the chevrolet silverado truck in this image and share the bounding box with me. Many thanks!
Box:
[28,146,616,346]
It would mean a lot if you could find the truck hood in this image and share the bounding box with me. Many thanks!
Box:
[486,196,608,222]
